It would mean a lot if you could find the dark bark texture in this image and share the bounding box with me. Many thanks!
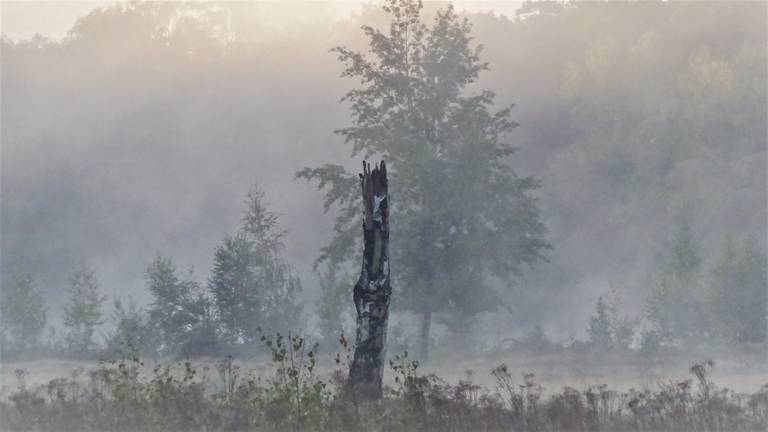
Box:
[348,161,391,400]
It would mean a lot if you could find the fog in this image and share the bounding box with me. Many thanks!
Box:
[1,2,767,430]
[1,0,765,342]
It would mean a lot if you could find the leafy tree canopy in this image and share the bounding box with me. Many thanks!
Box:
[298,0,549,337]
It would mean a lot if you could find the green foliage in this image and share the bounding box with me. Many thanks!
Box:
[260,333,330,427]
[647,221,707,343]
[316,263,354,346]
[62,260,106,354]
[708,238,767,343]
[646,222,766,345]
[486,0,766,325]
[665,221,703,280]
[179,298,222,358]
[209,185,303,344]
[588,297,613,348]
[587,289,637,350]
[297,0,549,343]
[3,0,765,338]
[145,255,216,356]
[104,297,158,356]
[210,234,262,343]
[0,263,47,353]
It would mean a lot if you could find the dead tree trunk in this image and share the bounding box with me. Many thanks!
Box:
[348,161,391,400]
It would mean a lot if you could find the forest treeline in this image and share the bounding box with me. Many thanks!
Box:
[2,197,765,360]
[1,0,766,361]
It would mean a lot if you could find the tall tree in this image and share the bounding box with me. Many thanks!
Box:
[62,260,106,353]
[0,262,47,353]
[298,0,549,359]
[209,185,303,344]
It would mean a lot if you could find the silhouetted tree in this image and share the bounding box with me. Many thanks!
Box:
[62,260,106,353]
[588,297,613,348]
[146,255,215,355]
[209,185,303,344]
[647,221,707,343]
[587,288,636,350]
[0,263,47,354]
[298,0,549,360]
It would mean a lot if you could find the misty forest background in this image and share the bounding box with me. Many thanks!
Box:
[1,1,766,363]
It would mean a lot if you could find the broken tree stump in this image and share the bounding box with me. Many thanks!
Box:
[348,160,391,400]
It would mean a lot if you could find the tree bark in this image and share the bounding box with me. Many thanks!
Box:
[348,161,391,400]
[419,311,432,361]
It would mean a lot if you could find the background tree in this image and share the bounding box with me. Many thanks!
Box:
[708,238,767,343]
[0,262,47,354]
[177,295,222,358]
[3,1,764,342]
[665,221,703,279]
[587,296,613,349]
[647,221,708,344]
[298,0,549,359]
[209,185,303,344]
[587,287,637,350]
[145,255,215,356]
[210,234,261,344]
[104,297,158,356]
[316,262,354,347]
[62,260,106,353]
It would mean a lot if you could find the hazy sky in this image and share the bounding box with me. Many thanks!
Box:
[1,0,523,41]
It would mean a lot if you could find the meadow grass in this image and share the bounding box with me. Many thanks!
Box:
[1,336,766,431]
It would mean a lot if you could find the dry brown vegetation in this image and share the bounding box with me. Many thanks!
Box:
[1,336,766,432]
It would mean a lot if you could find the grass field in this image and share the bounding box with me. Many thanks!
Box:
[2,342,766,431]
